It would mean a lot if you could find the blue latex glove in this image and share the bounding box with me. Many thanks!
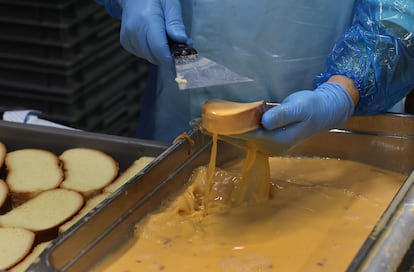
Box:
[97,0,189,68]
[225,82,355,156]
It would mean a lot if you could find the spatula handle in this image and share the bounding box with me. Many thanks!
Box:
[168,38,198,57]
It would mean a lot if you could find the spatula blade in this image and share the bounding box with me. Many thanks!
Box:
[174,55,254,90]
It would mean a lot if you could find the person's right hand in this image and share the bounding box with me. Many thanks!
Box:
[219,81,356,156]
[118,0,189,68]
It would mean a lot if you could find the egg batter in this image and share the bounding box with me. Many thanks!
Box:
[95,148,404,271]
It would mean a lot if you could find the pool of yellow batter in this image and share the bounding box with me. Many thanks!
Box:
[95,156,405,272]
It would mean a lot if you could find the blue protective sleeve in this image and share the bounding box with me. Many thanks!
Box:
[95,0,122,19]
[316,0,414,115]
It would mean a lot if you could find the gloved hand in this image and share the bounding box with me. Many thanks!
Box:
[97,0,189,68]
[226,82,356,156]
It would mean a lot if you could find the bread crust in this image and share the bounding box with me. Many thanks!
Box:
[0,141,6,168]
[0,179,11,214]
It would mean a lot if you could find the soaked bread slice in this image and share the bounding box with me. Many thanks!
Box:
[0,189,84,241]
[60,148,119,198]
[5,149,64,205]
[0,227,35,270]
[104,156,155,194]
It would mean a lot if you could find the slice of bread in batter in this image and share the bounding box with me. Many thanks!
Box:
[59,148,119,198]
[59,192,111,234]
[0,227,35,270]
[0,188,84,242]
[104,156,155,194]
[5,149,64,205]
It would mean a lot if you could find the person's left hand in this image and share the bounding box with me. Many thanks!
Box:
[225,82,356,156]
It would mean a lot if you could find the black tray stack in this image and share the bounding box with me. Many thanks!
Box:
[0,0,149,137]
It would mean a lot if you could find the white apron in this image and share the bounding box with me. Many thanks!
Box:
[137,0,355,142]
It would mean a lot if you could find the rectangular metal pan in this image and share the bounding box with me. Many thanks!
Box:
[0,120,168,272]
[0,120,168,169]
[25,114,414,272]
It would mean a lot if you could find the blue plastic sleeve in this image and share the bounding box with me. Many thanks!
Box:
[316,0,414,115]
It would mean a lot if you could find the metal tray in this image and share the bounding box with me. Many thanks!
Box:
[20,114,414,272]
[0,120,167,170]
[0,120,168,271]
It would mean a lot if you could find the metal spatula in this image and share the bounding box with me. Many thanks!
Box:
[170,41,254,90]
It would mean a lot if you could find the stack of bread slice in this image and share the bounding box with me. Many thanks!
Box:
[0,140,156,271]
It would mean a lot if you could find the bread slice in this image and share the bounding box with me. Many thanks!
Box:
[0,179,10,214]
[59,148,119,198]
[59,192,111,234]
[104,156,155,194]
[5,149,64,205]
[9,241,51,272]
[0,189,83,242]
[0,141,6,168]
[0,227,35,270]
